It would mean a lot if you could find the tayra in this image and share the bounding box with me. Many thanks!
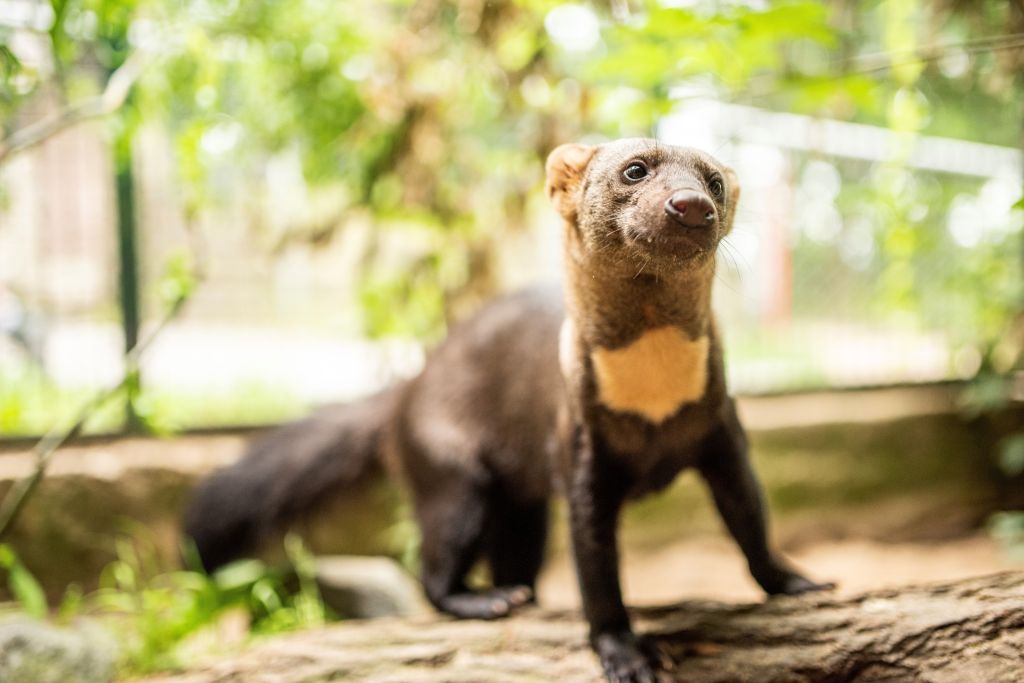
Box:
[184,139,830,683]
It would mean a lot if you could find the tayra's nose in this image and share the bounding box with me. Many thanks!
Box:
[665,190,716,228]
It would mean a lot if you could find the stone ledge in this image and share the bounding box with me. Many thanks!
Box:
[1,384,1017,601]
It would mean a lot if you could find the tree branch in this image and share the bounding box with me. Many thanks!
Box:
[0,51,147,165]
[0,293,189,540]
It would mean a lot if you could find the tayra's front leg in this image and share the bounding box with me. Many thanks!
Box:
[569,428,662,683]
[698,401,834,595]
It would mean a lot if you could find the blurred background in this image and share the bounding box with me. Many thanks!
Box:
[1,0,1021,431]
[0,0,1022,677]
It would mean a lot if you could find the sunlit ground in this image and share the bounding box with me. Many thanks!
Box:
[538,533,1013,608]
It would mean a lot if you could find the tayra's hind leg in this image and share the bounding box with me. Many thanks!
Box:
[487,496,548,598]
[416,475,533,619]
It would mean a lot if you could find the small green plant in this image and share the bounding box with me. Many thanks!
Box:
[0,534,333,676]
[0,368,307,437]
[91,533,332,675]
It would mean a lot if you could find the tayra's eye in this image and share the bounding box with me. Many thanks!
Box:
[708,176,725,199]
[623,162,648,182]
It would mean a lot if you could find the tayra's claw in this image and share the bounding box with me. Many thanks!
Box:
[438,585,536,620]
[762,570,837,596]
[639,637,674,671]
[594,632,661,683]
[782,574,835,595]
[504,585,534,605]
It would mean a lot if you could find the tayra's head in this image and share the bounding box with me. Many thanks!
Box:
[546,138,739,275]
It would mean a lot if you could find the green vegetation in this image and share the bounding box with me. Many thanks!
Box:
[0,542,47,619]
[0,368,306,435]
[1,534,331,676]
[989,512,1024,562]
[3,0,1019,343]
[0,1,1018,433]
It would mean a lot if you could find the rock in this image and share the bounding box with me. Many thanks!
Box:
[0,433,404,602]
[0,615,118,683]
[315,555,431,618]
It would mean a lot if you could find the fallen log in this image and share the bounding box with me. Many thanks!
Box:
[143,571,1023,683]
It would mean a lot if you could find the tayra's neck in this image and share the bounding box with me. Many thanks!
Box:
[564,253,715,349]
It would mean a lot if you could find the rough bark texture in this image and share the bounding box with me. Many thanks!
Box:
[142,572,1023,683]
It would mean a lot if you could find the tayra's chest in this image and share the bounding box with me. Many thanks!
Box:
[589,325,710,424]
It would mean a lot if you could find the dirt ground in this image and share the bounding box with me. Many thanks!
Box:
[537,533,1016,608]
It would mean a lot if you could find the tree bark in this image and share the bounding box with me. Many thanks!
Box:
[143,571,1023,683]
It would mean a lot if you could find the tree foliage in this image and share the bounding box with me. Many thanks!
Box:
[0,0,1021,345]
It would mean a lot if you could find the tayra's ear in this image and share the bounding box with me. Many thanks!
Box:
[723,166,741,233]
[545,143,597,221]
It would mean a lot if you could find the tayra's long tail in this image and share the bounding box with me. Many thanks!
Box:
[182,385,402,572]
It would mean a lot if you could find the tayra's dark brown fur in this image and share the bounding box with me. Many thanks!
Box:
[184,139,829,683]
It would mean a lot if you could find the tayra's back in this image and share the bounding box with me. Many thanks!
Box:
[388,285,566,503]
[185,286,565,571]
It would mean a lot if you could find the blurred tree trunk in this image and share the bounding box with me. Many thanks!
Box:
[104,27,143,432]
[113,127,141,432]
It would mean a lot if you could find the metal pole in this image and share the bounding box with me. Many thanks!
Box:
[114,125,141,432]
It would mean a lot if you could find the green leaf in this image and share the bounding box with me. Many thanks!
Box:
[988,511,1024,561]
[998,434,1024,476]
[9,564,47,617]
[0,45,22,75]
[157,251,197,312]
[213,558,271,592]
[0,544,47,618]
[57,583,84,623]
[250,577,283,612]
[1013,196,1024,211]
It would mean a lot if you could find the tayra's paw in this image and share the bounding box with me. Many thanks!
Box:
[760,569,836,596]
[593,631,666,683]
[438,584,534,619]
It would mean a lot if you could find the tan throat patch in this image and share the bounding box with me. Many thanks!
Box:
[591,326,709,423]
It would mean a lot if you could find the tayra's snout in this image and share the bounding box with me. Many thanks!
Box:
[665,190,716,229]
